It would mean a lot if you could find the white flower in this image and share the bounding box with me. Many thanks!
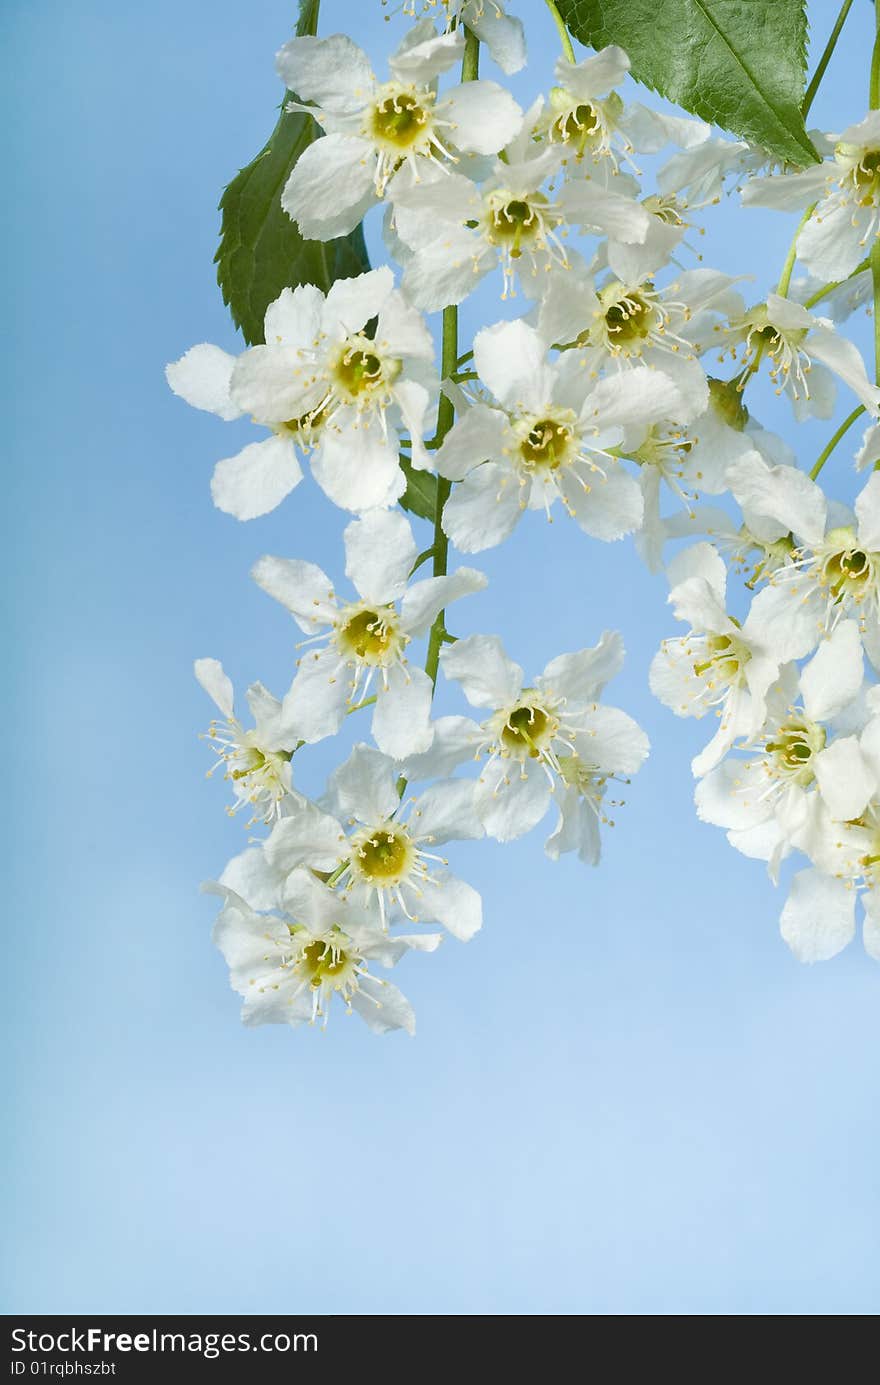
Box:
[556,268,744,421]
[694,633,865,874]
[720,293,880,420]
[233,269,437,513]
[742,113,880,281]
[411,631,649,851]
[434,318,685,551]
[252,509,485,759]
[208,868,441,1033]
[392,134,570,306]
[649,542,786,775]
[276,23,522,239]
[167,270,435,517]
[739,468,880,669]
[261,745,484,937]
[194,658,294,824]
[543,46,709,175]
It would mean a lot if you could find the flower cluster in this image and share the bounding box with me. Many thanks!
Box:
[169,3,880,1034]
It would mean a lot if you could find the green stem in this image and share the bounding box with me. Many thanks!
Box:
[801,0,854,118]
[424,306,458,688]
[544,0,576,62]
[872,239,880,386]
[777,203,816,297]
[296,0,320,38]
[422,28,479,691]
[871,18,880,110]
[809,405,865,479]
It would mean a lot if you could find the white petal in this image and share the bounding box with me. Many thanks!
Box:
[231,345,320,422]
[475,759,551,842]
[264,796,344,875]
[462,0,526,73]
[739,164,829,210]
[561,464,643,541]
[434,405,508,481]
[743,581,822,662]
[806,326,880,414]
[263,284,324,347]
[439,632,523,708]
[814,736,876,820]
[324,266,394,335]
[390,21,464,81]
[344,510,418,605]
[575,705,650,775]
[283,646,350,743]
[856,421,880,471]
[400,566,488,637]
[780,868,856,963]
[275,34,374,113]
[402,230,488,312]
[621,102,710,153]
[726,449,827,548]
[166,344,241,420]
[801,620,864,722]
[539,631,625,704]
[855,470,880,549]
[441,462,523,552]
[281,136,377,239]
[582,365,684,432]
[351,977,416,1035]
[218,846,284,912]
[666,541,728,600]
[413,777,483,844]
[246,682,289,750]
[211,434,303,521]
[312,419,405,513]
[544,785,601,864]
[442,81,522,155]
[695,760,771,831]
[375,291,433,361]
[372,665,434,759]
[194,657,234,718]
[415,873,482,940]
[251,555,336,631]
[398,716,481,781]
[473,319,549,410]
[562,181,651,243]
[558,46,629,99]
[798,197,873,282]
[326,743,399,824]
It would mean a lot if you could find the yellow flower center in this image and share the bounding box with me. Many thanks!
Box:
[370,86,431,152]
[352,827,415,884]
[336,605,405,665]
[331,336,400,402]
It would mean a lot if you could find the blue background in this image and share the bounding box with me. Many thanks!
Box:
[4,0,879,1315]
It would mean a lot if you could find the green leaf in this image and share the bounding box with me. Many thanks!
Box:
[555,0,819,168]
[398,458,439,522]
[214,0,370,345]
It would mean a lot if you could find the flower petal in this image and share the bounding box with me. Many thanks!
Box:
[780,868,856,963]
[194,657,234,718]
[211,434,303,521]
[439,632,522,708]
[166,344,241,420]
[344,509,418,605]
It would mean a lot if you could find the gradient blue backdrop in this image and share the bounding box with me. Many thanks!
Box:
[4,0,879,1315]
